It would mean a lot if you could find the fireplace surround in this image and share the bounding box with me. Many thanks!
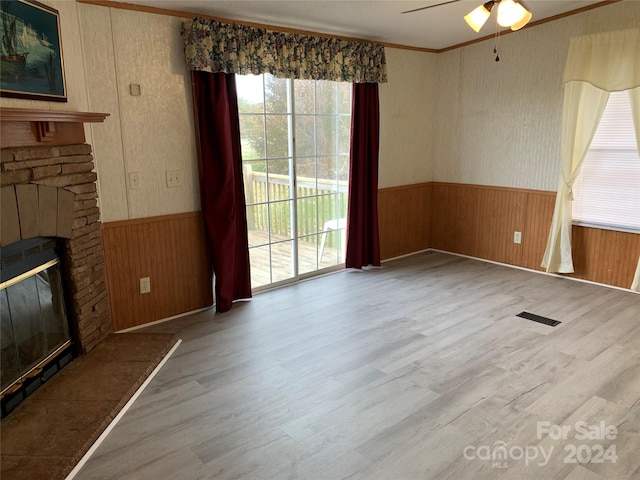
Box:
[1,108,112,410]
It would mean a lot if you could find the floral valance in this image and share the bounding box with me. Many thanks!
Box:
[182,17,387,83]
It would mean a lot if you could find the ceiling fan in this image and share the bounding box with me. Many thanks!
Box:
[402,0,533,32]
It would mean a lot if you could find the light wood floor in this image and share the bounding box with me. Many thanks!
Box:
[74,252,640,480]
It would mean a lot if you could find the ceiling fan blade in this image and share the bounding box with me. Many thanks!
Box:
[401,0,464,14]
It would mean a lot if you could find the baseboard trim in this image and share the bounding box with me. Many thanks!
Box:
[381,248,431,263]
[115,307,213,333]
[428,248,638,295]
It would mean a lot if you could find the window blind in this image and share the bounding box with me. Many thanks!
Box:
[572,90,640,232]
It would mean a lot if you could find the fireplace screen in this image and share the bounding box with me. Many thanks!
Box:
[1,238,71,397]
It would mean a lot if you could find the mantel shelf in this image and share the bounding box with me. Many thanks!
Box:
[0,108,109,123]
[1,108,110,148]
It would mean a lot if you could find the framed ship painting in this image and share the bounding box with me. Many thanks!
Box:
[0,0,67,101]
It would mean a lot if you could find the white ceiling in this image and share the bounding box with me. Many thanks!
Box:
[118,0,607,50]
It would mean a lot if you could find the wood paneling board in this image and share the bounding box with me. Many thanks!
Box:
[475,187,527,265]
[378,183,431,260]
[570,226,640,289]
[102,212,213,331]
[431,183,527,266]
[521,191,556,271]
[431,182,639,290]
[431,184,453,252]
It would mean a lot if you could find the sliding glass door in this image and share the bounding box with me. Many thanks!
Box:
[236,74,351,289]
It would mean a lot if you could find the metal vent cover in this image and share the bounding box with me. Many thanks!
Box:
[516,311,561,327]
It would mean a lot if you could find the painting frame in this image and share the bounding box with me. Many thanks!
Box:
[0,0,67,102]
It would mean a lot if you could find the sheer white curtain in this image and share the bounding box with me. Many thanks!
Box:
[542,83,608,272]
[631,86,640,292]
[633,258,640,292]
[542,29,640,274]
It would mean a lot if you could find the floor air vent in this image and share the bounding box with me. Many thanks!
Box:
[516,311,561,327]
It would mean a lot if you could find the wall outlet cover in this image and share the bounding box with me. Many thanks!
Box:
[514,231,522,244]
[140,277,151,294]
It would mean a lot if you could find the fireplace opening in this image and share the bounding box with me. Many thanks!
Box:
[1,237,74,417]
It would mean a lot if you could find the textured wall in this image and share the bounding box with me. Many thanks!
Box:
[78,9,437,218]
[78,4,199,222]
[78,4,127,221]
[434,1,640,191]
[10,1,637,218]
[378,48,438,188]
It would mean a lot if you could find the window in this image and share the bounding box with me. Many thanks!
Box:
[572,90,640,232]
[236,74,351,289]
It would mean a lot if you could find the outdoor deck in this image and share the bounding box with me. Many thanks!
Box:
[247,228,344,289]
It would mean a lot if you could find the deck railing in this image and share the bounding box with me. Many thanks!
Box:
[243,166,347,246]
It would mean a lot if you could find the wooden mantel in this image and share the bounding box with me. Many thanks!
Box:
[0,108,109,148]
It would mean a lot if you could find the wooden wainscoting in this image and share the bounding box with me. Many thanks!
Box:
[431,183,528,266]
[430,182,640,289]
[521,190,557,271]
[571,226,640,288]
[102,212,213,331]
[378,183,432,260]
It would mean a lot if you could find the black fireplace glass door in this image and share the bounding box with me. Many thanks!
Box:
[0,262,70,392]
[37,264,69,351]
[5,275,48,375]
[0,289,21,391]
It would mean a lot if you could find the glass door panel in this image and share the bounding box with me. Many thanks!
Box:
[248,245,271,289]
[270,241,295,283]
[298,234,320,276]
[237,74,350,290]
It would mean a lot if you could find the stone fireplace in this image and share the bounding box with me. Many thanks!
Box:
[1,108,112,412]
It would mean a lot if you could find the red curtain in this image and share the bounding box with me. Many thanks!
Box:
[191,71,252,312]
[346,83,381,269]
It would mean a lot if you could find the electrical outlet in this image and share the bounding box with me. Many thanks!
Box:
[129,172,140,190]
[166,170,184,188]
[514,231,522,244]
[140,277,150,294]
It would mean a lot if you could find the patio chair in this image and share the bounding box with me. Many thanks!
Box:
[319,218,347,263]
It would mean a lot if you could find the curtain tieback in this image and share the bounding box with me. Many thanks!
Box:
[563,179,574,201]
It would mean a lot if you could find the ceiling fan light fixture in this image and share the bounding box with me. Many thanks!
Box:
[509,3,532,30]
[464,1,494,32]
[497,0,529,28]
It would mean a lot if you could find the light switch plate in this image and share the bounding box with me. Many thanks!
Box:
[166,170,184,188]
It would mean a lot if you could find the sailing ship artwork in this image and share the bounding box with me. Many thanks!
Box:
[1,0,66,101]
